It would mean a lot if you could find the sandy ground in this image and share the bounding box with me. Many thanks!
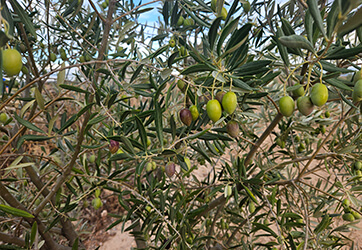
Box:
[93,168,362,250]
[98,164,216,249]
[94,131,362,249]
[99,222,136,250]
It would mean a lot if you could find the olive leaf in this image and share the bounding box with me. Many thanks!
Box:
[279,35,315,53]
[338,7,362,37]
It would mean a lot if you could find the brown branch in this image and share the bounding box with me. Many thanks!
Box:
[88,0,106,23]
[206,201,225,248]
[0,232,25,247]
[245,113,283,167]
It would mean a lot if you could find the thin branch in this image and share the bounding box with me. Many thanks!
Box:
[297,0,308,9]
[193,113,284,223]
[297,107,354,179]
[206,201,225,248]
[0,232,25,247]
[291,181,309,250]
[88,0,106,22]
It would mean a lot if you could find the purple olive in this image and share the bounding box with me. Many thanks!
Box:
[109,140,120,154]
[226,120,239,138]
[215,91,225,105]
[165,161,176,178]
[179,108,192,126]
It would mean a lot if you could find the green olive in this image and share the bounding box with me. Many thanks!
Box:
[310,83,328,107]
[206,100,222,122]
[222,91,237,115]
[279,96,295,117]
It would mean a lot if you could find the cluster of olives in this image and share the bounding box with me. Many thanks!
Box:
[279,83,329,117]
[211,0,227,20]
[169,38,187,58]
[92,189,103,210]
[176,15,195,27]
[342,198,361,222]
[177,80,240,138]
[79,54,92,63]
[207,91,240,136]
[276,134,309,152]
[145,161,157,172]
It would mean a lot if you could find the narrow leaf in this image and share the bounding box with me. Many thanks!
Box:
[305,9,313,42]
[87,115,106,126]
[338,7,362,37]
[274,27,290,66]
[0,30,10,47]
[209,17,222,50]
[59,84,90,94]
[135,116,148,151]
[252,222,278,238]
[324,46,362,59]
[30,221,37,246]
[14,114,45,134]
[326,1,339,38]
[57,63,66,85]
[223,23,251,56]
[279,35,315,53]
[170,115,176,140]
[0,204,34,218]
[34,88,45,110]
[181,64,213,75]
[130,64,144,83]
[155,100,164,147]
[9,0,37,38]
[217,17,240,55]
[306,0,326,37]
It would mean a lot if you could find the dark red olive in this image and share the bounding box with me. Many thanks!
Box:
[215,91,225,105]
[179,108,192,126]
[165,161,176,178]
[109,140,119,154]
[226,120,239,138]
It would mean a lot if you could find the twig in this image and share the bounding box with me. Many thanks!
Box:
[206,201,225,248]
[291,181,309,250]
[261,191,286,250]
[88,0,106,22]
[297,107,354,180]
[193,113,283,224]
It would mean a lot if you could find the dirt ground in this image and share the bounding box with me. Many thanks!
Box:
[84,162,362,249]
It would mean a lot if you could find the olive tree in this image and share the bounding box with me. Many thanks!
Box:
[0,0,361,249]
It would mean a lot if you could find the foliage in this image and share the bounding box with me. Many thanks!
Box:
[0,0,361,249]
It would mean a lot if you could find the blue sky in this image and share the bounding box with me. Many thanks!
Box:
[138,1,160,25]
